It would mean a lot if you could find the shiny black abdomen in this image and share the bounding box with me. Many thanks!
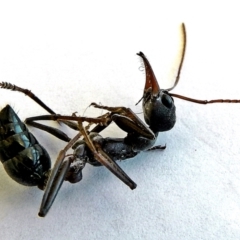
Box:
[0,105,51,186]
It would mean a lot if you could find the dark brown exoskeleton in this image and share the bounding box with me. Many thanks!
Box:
[1,23,240,217]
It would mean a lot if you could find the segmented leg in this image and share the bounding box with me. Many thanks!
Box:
[0,82,80,136]
[90,102,155,140]
[0,82,56,114]
[77,119,137,190]
[39,132,82,217]
[147,145,166,151]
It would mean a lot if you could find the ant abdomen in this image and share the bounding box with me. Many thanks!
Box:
[0,105,51,187]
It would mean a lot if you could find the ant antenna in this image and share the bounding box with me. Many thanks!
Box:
[166,23,187,91]
[169,93,240,104]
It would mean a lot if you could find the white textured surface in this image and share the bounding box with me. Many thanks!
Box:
[0,1,240,240]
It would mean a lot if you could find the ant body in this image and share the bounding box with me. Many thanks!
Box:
[0,23,239,217]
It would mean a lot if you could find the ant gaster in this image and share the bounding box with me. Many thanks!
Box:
[0,23,239,217]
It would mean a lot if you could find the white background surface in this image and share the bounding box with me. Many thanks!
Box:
[0,1,240,240]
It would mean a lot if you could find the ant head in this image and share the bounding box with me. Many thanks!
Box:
[143,88,176,132]
[137,52,177,132]
[137,24,186,132]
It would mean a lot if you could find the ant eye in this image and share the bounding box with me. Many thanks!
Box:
[162,94,173,108]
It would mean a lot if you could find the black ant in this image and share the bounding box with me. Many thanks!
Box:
[0,23,239,217]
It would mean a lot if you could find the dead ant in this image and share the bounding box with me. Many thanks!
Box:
[0,23,239,217]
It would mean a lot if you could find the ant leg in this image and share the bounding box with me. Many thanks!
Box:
[25,120,71,142]
[90,102,155,140]
[0,82,80,135]
[147,145,166,151]
[25,112,113,141]
[77,119,137,190]
[0,82,56,114]
[39,132,82,217]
